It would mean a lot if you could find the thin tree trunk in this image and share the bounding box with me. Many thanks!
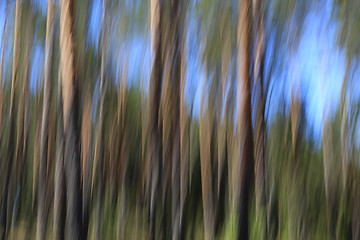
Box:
[93,1,107,238]
[170,2,181,238]
[148,0,163,238]
[37,1,54,239]
[1,0,21,238]
[161,0,182,238]
[337,58,351,240]
[322,119,340,240]
[116,57,128,240]
[179,9,189,238]
[340,59,350,191]
[0,0,8,158]
[54,69,66,240]
[218,2,231,195]
[59,0,83,238]
[0,2,7,232]
[252,0,267,238]
[81,85,91,240]
[289,91,304,239]
[237,0,254,238]
[14,3,33,228]
[199,62,216,240]
[79,1,91,237]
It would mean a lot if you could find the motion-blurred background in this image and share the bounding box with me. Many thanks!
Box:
[0,0,359,239]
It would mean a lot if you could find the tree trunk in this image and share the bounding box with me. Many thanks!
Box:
[37,1,54,239]
[54,69,66,240]
[237,0,254,238]
[340,59,350,191]
[289,91,304,239]
[1,0,21,238]
[322,119,340,240]
[116,57,128,240]
[170,3,181,238]
[338,58,351,240]
[14,2,33,228]
[199,62,216,240]
[179,9,189,238]
[252,0,267,238]
[161,0,182,238]
[59,0,83,238]
[93,0,108,239]
[218,1,231,195]
[81,85,91,240]
[0,2,7,232]
[148,0,163,238]
[0,0,7,159]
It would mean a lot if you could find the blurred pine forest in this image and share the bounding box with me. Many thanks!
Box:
[0,0,359,239]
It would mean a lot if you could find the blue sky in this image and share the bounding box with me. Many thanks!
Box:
[282,0,346,138]
[0,0,357,144]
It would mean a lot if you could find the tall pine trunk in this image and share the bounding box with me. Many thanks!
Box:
[1,0,21,238]
[0,0,7,168]
[252,0,267,238]
[161,0,182,238]
[81,85,91,240]
[199,61,216,240]
[37,1,54,239]
[179,7,189,238]
[59,0,83,238]
[148,0,163,238]
[289,91,304,239]
[237,0,254,238]
[322,119,340,240]
[54,69,66,240]
[93,0,107,239]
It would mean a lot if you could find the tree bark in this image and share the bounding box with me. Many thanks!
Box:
[161,0,182,238]
[93,0,107,239]
[148,0,163,238]
[179,8,189,239]
[322,120,340,240]
[81,85,91,240]
[59,0,83,238]
[199,62,216,240]
[1,0,21,238]
[252,0,267,238]
[54,69,66,240]
[0,0,7,157]
[37,1,54,239]
[237,0,254,238]
[289,91,304,239]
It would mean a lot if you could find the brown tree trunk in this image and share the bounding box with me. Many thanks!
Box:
[14,2,33,229]
[218,1,231,195]
[0,2,7,232]
[1,0,21,238]
[179,8,189,239]
[237,0,254,238]
[340,61,350,189]
[199,62,216,240]
[161,0,182,238]
[81,85,91,240]
[93,0,108,239]
[289,91,304,239]
[37,1,54,239]
[59,0,83,238]
[338,59,351,240]
[252,0,267,238]
[116,58,128,240]
[148,0,163,238]
[54,69,66,240]
[322,119,340,240]
[0,0,7,159]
